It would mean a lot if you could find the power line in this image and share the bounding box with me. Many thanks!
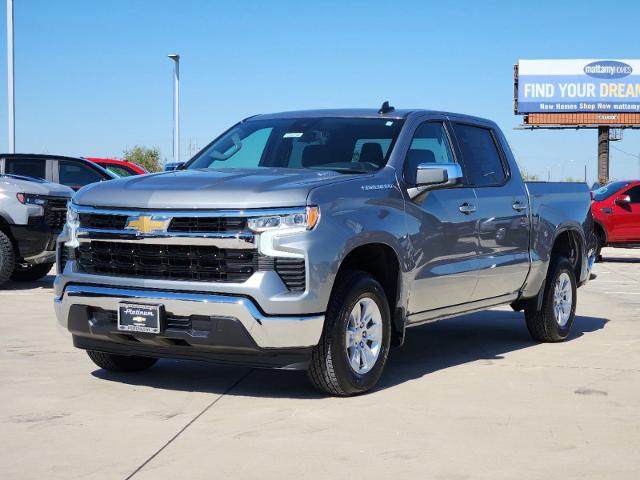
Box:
[611,145,639,159]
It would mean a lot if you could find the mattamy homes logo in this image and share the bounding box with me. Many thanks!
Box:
[584,60,633,79]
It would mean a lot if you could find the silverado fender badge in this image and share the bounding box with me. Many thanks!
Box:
[361,184,394,191]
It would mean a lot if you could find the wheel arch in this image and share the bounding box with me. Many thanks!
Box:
[593,219,608,245]
[334,241,405,346]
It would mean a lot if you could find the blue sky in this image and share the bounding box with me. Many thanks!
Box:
[1,0,639,183]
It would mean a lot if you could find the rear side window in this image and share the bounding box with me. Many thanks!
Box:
[453,124,507,186]
[5,158,47,179]
[625,185,640,203]
[59,160,105,189]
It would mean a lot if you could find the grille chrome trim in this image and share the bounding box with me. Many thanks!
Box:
[76,228,256,248]
[70,204,307,218]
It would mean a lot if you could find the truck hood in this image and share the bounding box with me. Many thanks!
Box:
[0,174,73,198]
[74,168,354,209]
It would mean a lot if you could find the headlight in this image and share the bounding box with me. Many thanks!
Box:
[16,193,48,206]
[66,203,79,226]
[64,204,80,248]
[248,206,320,233]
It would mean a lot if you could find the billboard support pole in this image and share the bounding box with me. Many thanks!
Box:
[597,126,610,184]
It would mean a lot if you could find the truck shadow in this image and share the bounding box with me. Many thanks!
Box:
[600,257,640,263]
[377,310,607,391]
[1,274,55,291]
[91,309,608,398]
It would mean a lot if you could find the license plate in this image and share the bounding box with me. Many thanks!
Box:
[117,303,163,334]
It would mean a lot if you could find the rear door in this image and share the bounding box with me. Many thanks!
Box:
[450,122,530,301]
[613,184,640,242]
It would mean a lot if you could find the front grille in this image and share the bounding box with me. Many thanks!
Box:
[168,217,246,233]
[79,213,128,230]
[77,241,258,282]
[44,199,67,230]
[78,214,248,233]
[275,258,306,292]
[73,209,306,291]
[57,245,68,272]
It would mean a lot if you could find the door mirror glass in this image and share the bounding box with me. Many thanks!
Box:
[416,163,463,188]
[615,195,631,206]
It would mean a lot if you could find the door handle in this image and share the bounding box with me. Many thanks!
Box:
[512,201,527,212]
[458,202,477,214]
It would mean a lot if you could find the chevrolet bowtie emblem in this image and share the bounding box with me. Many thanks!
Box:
[125,215,171,234]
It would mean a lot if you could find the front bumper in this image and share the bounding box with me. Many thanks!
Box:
[54,284,325,369]
[11,221,60,263]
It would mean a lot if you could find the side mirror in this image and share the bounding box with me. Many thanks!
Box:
[615,195,631,206]
[416,163,463,189]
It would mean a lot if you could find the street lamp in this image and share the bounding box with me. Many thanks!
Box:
[168,53,180,162]
[6,0,15,153]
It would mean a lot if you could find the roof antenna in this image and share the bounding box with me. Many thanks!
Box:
[378,100,395,114]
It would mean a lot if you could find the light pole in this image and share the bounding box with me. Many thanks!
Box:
[6,0,15,153]
[168,53,180,162]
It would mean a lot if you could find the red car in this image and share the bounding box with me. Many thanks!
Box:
[592,180,640,259]
[84,157,147,177]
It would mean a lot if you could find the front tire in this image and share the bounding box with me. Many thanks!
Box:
[525,256,577,342]
[10,262,54,282]
[0,231,16,287]
[307,270,391,396]
[86,350,158,372]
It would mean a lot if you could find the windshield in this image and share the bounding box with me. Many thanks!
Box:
[187,117,404,174]
[592,181,629,201]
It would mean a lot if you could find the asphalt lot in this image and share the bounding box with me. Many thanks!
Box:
[1,247,639,480]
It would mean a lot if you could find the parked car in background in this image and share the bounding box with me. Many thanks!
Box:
[55,107,594,395]
[84,157,147,177]
[592,180,640,259]
[0,174,72,285]
[0,154,116,191]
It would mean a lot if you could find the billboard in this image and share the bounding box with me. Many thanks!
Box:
[516,59,640,113]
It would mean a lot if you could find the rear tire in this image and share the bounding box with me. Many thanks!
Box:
[594,229,604,262]
[86,350,158,372]
[307,270,391,396]
[0,231,16,287]
[525,256,577,342]
[10,262,54,281]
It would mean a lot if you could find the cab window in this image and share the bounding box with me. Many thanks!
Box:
[452,124,507,186]
[624,185,640,203]
[403,122,456,185]
[59,160,104,189]
[5,158,47,179]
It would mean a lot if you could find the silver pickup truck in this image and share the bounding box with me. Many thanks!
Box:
[1,174,72,285]
[54,107,594,395]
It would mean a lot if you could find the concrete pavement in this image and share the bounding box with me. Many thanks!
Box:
[1,247,639,479]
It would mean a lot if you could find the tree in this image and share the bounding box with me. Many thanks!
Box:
[122,146,163,173]
[520,167,540,181]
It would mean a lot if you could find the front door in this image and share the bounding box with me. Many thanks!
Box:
[613,184,640,243]
[402,120,480,313]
